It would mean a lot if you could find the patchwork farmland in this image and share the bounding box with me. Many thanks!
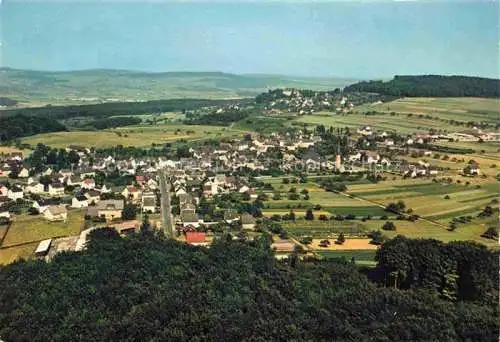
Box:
[258,173,498,251]
[22,124,250,148]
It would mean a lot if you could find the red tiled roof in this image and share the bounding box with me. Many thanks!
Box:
[186,232,206,244]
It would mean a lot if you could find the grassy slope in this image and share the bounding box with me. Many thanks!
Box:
[297,97,500,134]
[22,123,251,148]
[1,210,84,247]
[0,210,85,264]
[0,242,40,265]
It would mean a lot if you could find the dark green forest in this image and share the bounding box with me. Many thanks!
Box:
[1,98,246,120]
[87,116,142,130]
[345,75,500,98]
[0,229,497,341]
[0,98,247,141]
[184,108,251,126]
[0,114,67,141]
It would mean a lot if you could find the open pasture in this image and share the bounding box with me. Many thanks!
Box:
[404,154,500,179]
[0,146,28,156]
[264,200,312,209]
[316,249,377,266]
[434,140,500,154]
[0,242,39,265]
[347,180,497,223]
[1,210,84,248]
[265,182,320,192]
[21,124,248,148]
[297,97,500,135]
[363,217,498,248]
[378,97,500,123]
[308,190,371,207]
[296,112,455,134]
[325,206,388,217]
[265,182,391,218]
[262,209,331,218]
[282,220,366,238]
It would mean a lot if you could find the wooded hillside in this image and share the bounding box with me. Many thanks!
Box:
[344,75,500,98]
[0,229,497,341]
[0,98,245,141]
[0,114,67,142]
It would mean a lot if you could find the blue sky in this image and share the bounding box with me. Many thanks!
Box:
[1,1,498,78]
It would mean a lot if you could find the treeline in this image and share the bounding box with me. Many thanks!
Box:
[0,230,497,341]
[1,98,249,141]
[93,141,193,160]
[373,236,498,303]
[425,143,475,154]
[27,143,80,173]
[0,114,67,142]
[345,75,500,98]
[184,109,250,126]
[88,116,142,130]
[1,98,248,120]
[314,125,349,157]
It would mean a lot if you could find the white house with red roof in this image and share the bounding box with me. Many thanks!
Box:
[81,178,96,190]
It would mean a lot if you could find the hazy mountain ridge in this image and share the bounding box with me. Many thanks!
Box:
[0,68,355,107]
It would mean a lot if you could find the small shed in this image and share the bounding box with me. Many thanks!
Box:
[35,239,52,257]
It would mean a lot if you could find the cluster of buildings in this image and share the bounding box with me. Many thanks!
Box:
[263,89,355,115]
[1,123,475,225]
[0,110,491,261]
[3,115,489,228]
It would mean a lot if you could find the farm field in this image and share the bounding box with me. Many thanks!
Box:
[265,175,498,246]
[281,214,497,248]
[265,181,320,192]
[316,249,377,266]
[0,146,27,156]
[310,238,377,250]
[282,220,366,238]
[346,180,498,221]
[296,112,456,134]
[1,210,84,247]
[442,155,499,177]
[115,111,182,123]
[362,218,498,248]
[296,97,499,135]
[262,210,331,218]
[373,97,500,123]
[21,124,250,148]
[0,242,40,265]
[404,155,500,178]
[263,183,390,218]
[433,140,500,154]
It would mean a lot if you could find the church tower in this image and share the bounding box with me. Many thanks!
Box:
[335,140,342,171]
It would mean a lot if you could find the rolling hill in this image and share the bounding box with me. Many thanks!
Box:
[0,68,355,108]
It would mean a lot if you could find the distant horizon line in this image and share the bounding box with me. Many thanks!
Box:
[1,67,498,81]
[0,66,364,80]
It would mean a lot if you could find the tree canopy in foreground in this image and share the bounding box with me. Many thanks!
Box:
[0,230,497,341]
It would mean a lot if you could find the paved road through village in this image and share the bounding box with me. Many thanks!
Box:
[159,168,174,238]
